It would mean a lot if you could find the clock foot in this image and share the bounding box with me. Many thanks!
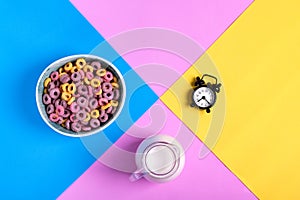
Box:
[206,108,210,113]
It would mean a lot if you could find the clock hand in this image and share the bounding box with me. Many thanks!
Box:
[197,96,205,102]
[204,98,210,104]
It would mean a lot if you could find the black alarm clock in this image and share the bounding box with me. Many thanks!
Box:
[190,74,222,113]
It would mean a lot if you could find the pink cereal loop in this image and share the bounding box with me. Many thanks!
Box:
[104,71,113,82]
[49,113,60,122]
[56,105,65,116]
[98,98,108,106]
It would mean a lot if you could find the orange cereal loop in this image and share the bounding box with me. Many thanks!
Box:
[67,97,76,105]
[84,77,90,85]
[60,83,69,92]
[83,113,91,122]
[76,58,86,69]
[110,100,119,107]
[83,65,93,73]
[64,62,73,71]
[67,83,76,94]
[96,69,106,77]
[113,77,117,83]
[111,82,119,88]
[44,77,51,87]
[61,92,72,101]
[90,78,101,88]
[101,103,111,110]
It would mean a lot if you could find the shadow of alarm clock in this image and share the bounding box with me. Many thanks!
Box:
[190,74,222,113]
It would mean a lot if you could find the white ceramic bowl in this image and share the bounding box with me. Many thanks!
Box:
[36,54,126,137]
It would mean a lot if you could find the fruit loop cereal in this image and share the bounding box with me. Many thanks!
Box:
[42,58,122,133]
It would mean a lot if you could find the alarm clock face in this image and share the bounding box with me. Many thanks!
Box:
[193,86,216,108]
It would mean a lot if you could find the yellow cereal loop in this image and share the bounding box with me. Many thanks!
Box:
[83,113,91,122]
[67,83,76,94]
[111,82,119,88]
[60,83,69,92]
[95,89,102,95]
[76,58,86,69]
[70,66,79,73]
[44,78,51,87]
[58,67,64,74]
[64,62,73,71]
[61,92,71,101]
[67,97,75,105]
[90,110,100,119]
[59,72,67,77]
[83,65,93,73]
[43,89,48,94]
[101,103,111,110]
[113,77,117,83]
[84,77,90,85]
[96,69,106,77]
[110,100,119,107]
[90,78,101,88]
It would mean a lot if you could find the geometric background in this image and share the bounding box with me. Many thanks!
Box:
[1,0,300,199]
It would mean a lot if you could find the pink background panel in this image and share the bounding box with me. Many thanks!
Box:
[59,100,257,200]
[70,0,253,95]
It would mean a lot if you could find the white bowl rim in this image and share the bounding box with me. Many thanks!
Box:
[36,54,126,137]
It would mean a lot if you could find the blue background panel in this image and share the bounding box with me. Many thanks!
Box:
[0,0,157,199]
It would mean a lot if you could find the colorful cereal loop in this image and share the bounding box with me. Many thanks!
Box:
[71,66,80,73]
[111,82,119,88]
[83,65,93,73]
[99,114,108,123]
[90,110,99,119]
[50,71,59,81]
[49,113,60,122]
[113,77,117,83]
[90,118,100,128]
[43,94,51,105]
[84,77,90,85]
[96,69,106,77]
[58,67,64,74]
[46,104,55,114]
[101,103,111,110]
[60,83,69,92]
[64,62,73,71]
[95,88,102,96]
[70,102,80,113]
[61,92,72,101]
[49,88,61,99]
[104,71,113,81]
[91,61,101,70]
[91,78,101,88]
[71,122,81,132]
[98,98,108,106]
[76,110,87,121]
[76,58,86,69]
[83,113,91,122]
[67,97,76,105]
[111,100,119,107]
[44,78,51,87]
[56,105,65,116]
[67,83,76,94]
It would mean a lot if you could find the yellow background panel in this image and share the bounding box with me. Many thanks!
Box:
[162,1,300,199]
[161,54,226,156]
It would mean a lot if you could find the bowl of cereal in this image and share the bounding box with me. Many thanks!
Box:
[36,54,126,137]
